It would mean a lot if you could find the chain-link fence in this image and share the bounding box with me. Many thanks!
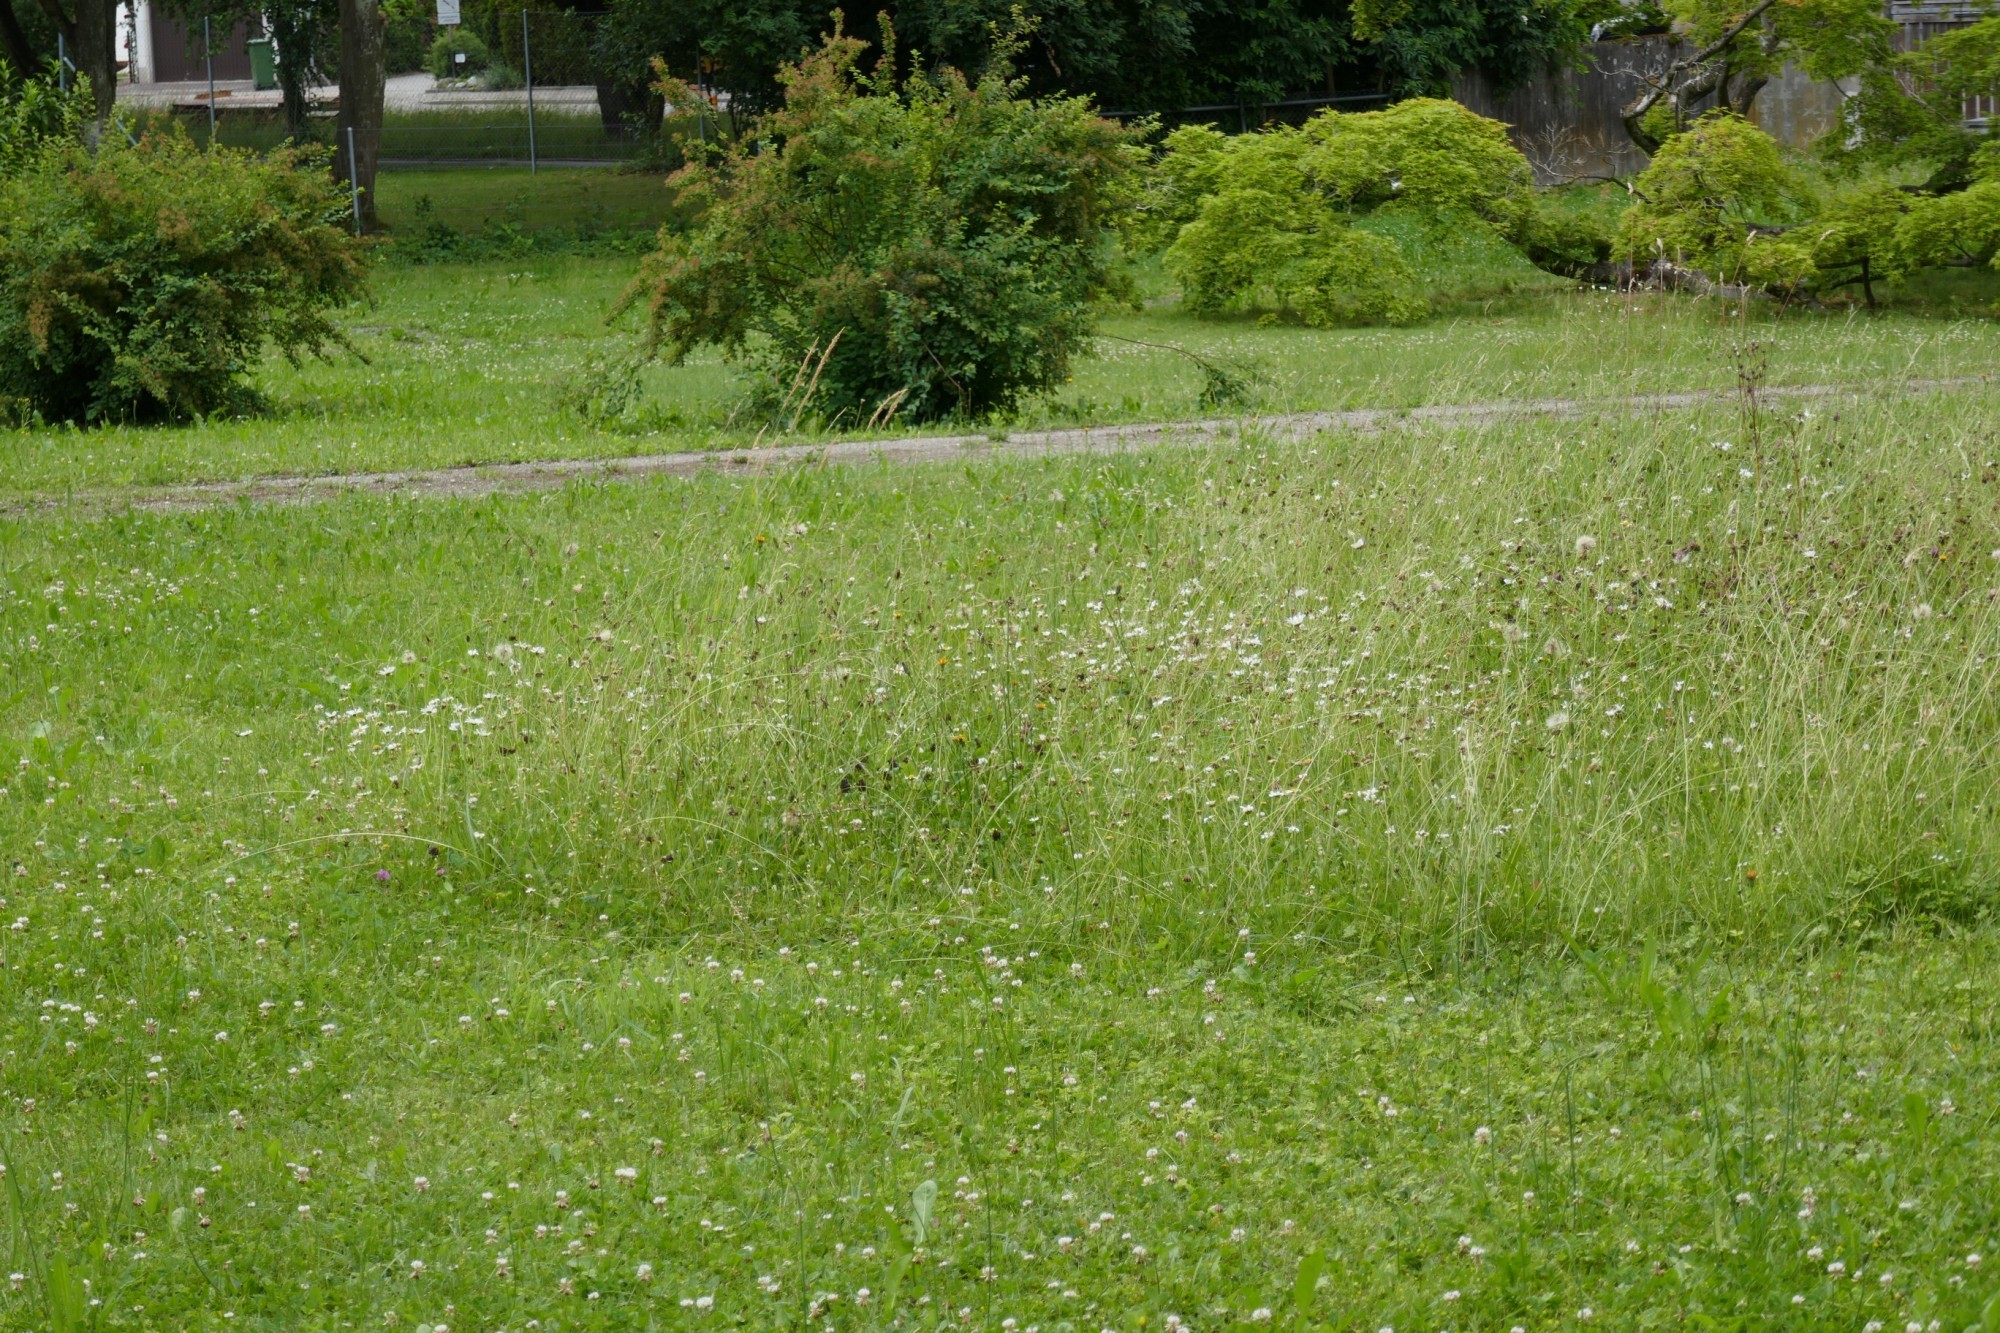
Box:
[138,10,674,168]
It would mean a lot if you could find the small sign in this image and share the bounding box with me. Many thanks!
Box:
[436,0,460,24]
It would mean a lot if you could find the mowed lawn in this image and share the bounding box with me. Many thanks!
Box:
[4,244,2000,500]
[4,378,2000,1330]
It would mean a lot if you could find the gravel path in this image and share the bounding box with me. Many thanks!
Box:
[5,377,1979,519]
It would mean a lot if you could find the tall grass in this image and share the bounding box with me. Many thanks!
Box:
[11,381,1993,963]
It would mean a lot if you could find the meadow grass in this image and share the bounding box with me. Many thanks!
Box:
[3,253,2000,502]
[3,379,2000,1329]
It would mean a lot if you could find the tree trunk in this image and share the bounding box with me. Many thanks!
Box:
[75,0,114,117]
[37,0,118,118]
[265,3,316,138]
[336,0,383,228]
[2,0,42,73]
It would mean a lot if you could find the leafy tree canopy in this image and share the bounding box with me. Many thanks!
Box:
[1619,0,1896,152]
[1829,14,2000,193]
[595,0,1605,118]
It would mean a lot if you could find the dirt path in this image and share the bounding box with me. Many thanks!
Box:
[6,377,1982,519]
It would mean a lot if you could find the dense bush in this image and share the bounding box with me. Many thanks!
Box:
[1157,126,1427,324]
[0,120,369,424]
[1151,98,1565,326]
[1617,113,2000,299]
[425,28,490,81]
[623,29,1143,424]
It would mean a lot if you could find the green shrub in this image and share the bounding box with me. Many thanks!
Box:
[386,16,433,75]
[0,59,89,178]
[1523,196,1615,275]
[426,28,490,81]
[622,29,1143,424]
[1616,112,2000,300]
[1151,98,1544,325]
[0,122,369,424]
[479,60,524,91]
[1301,96,1536,240]
[1615,114,1816,288]
[1166,182,1426,325]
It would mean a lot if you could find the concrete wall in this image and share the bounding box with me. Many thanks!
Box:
[1451,37,1851,180]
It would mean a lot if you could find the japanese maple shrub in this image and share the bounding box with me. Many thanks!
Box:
[1149,97,1591,326]
[622,26,1144,425]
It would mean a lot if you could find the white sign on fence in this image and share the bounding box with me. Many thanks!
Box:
[436,0,461,24]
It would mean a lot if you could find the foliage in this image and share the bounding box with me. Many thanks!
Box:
[1351,0,1613,97]
[0,57,88,177]
[591,0,1599,119]
[1614,114,1816,288]
[1805,181,1914,293]
[1167,178,1427,324]
[0,120,369,424]
[1522,192,1616,275]
[1155,98,1555,324]
[1160,127,1427,324]
[1896,178,2000,275]
[381,0,434,73]
[624,27,1144,424]
[1830,15,2000,193]
[1618,113,2000,299]
[1300,93,1534,236]
[426,26,490,80]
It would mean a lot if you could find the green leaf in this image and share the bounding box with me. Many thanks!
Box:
[1293,1247,1326,1319]
[910,1178,937,1246]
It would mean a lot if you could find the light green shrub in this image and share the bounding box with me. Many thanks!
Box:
[1152,98,1542,325]
[1618,111,2000,299]
[1301,97,1536,239]
[1614,114,1816,288]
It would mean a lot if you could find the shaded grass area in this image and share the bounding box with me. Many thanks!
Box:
[371,165,677,238]
[3,251,2000,501]
[4,388,2000,1327]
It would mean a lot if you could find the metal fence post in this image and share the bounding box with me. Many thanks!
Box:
[347,126,363,234]
[522,10,536,174]
[57,33,67,92]
[204,17,217,146]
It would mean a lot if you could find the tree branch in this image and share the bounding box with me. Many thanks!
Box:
[1620,0,1782,149]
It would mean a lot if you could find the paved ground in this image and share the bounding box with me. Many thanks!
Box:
[118,73,599,111]
[6,378,1978,521]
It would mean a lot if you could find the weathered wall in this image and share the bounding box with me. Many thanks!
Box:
[1451,38,1850,180]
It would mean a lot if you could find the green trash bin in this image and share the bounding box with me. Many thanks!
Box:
[247,37,277,91]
